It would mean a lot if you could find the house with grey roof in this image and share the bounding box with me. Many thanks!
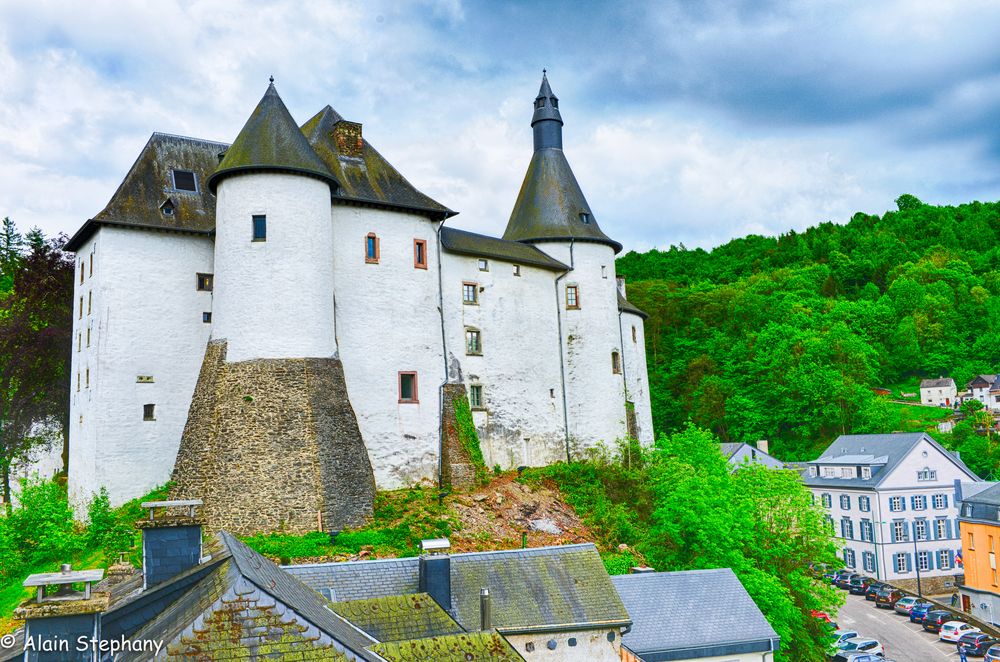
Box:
[958,481,1000,626]
[612,569,779,661]
[920,377,957,407]
[719,441,784,471]
[966,374,998,410]
[804,433,981,593]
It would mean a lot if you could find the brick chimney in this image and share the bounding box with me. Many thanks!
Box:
[418,538,452,612]
[756,439,770,454]
[15,565,108,662]
[137,499,204,589]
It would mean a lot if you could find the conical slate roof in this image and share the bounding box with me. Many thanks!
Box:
[208,83,338,192]
[532,71,563,127]
[503,148,622,253]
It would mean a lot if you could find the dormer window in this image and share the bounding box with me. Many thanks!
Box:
[535,98,545,109]
[579,212,591,224]
[861,466,871,479]
[808,466,817,477]
[171,169,198,193]
[160,199,175,216]
[840,467,854,478]
[552,98,558,108]
[917,467,937,481]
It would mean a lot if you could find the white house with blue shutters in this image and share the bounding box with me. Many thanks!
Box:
[804,433,980,586]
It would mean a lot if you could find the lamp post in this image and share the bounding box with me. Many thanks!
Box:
[912,535,922,597]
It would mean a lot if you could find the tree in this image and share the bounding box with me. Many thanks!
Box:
[0,227,73,508]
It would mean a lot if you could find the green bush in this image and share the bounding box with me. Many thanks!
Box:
[5,478,79,568]
[86,488,137,560]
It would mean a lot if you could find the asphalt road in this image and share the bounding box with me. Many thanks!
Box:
[836,592,961,661]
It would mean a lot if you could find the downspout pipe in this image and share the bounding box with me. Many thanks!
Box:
[435,220,449,490]
[554,239,574,463]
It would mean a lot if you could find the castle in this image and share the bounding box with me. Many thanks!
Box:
[65,74,653,533]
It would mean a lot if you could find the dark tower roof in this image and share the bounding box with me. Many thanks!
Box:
[503,73,622,253]
[207,82,339,192]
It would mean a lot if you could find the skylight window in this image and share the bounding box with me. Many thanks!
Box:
[172,169,198,193]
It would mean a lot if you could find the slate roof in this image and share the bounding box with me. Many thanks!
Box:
[207,83,338,192]
[65,133,224,251]
[617,291,648,319]
[968,374,997,388]
[612,569,779,661]
[331,593,464,643]
[369,632,523,662]
[440,226,568,271]
[301,105,453,219]
[503,148,622,253]
[963,482,1000,507]
[286,543,631,635]
[719,443,743,459]
[920,378,956,389]
[802,433,978,488]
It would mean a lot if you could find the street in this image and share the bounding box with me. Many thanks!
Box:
[837,592,962,661]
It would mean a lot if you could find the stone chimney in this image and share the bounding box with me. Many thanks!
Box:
[418,538,451,613]
[137,499,204,590]
[333,120,363,158]
[756,439,769,454]
[15,565,108,662]
[616,276,627,298]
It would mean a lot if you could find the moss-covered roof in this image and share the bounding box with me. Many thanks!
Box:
[617,291,648,319]
[440,226,568,271]
[65,132,224,252]
[368,632,524,662]
[207,83,338,193]
[331,592,464,643]
[503,148,622,253]
[302,105,453,219]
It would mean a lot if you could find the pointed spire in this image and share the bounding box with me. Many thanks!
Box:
[532,70,563,151]
[207,83,337,192]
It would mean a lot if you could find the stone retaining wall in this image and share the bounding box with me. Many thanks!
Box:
[441,383,476,492]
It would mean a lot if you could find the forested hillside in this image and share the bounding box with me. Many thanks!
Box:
[617,195,1000,465]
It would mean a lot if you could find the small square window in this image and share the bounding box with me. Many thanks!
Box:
[414,239,428,269]
[143,404,156,421]
[203,312,212,323]
[171,169,198,192]
[470,384,483,408]
[252,215,267,241]
[196,273,214,291]
[478,258,489,271]
[566,285,579,309]
[399,372,418,403]
[513,264,521,277]
[365,233,380,263]
[466,328,482,355]
[463,282,478,305]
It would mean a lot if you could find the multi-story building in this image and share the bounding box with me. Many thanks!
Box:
[804,433,979,594]
[919,377,957,407]
[958,482,1000,624]
[966,374,998,410]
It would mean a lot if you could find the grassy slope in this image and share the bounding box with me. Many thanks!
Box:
[885,401,953,433]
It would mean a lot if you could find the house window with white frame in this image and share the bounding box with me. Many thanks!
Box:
[894,553,908,573]
[938,549,952,570]
[840,495,851,510]
[913,495,927,510]
[861,466,871,479]
[935,518,948,539]
[860,519,873,542]
[933,493,947,509]
[822,467,835,478]
[893,520,908,542]
[917,467,937,481]
[917,551,931,571]
[844,548,856,568]
[821,493,832,508]
[840,467,854,478]
[862,551,876,573]
[889,496,904,512]
[913,519,928,541]
[841,518,854,539]
[859,496,870,512]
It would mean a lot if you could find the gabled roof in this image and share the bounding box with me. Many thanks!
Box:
[65,133,224,252]
[719,443,743,459]
[968,374,997,388]
[617,291,648,319]
[612,569,779,661]
[803,433,978,488]
[920,378,956,389]
[285,543,631,635]
[331,593,464,643]
[301,105,453,219]
[440,226,568,271]
[207,83,338,192]
[369,632,523,662]
[503,148,622,253]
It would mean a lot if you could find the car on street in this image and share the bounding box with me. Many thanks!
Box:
[892,595,921,615]
[830,630,859,648]
[909,601,934,622]
[847,576,875,595]
[837,637,884,656]
[986,643,1000,661]
[830,569,853,585]
[836,572,863,589]
[940,620,981,642]
[830,654,896,662]
[865,582,887,601]
[922,609,963,633]
[959,632,999,656]
[875,586,904,608]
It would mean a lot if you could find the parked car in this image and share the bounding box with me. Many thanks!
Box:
[875,587,903,608]
[940,620,981,642]
[847,576,875,595]
[837,637,884,656]
[922,609,963,633]
[865,582,887,601]
[959,632,999,656]
[893,595,921,615]
[836,573,863,590]
[909,601,934,622]
[986,643,1000,661]
[830,630,859,648]
[830,654,895,662]
[811,609,835,624]
[830,569,852,585]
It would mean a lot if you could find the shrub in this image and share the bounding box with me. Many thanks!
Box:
[5,478,80,567]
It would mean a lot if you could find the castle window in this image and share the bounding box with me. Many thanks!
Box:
[463,282,478,305]
[611,351,621,374]
[478,259,489,271]
[398,372,418,403]
[160,199,175,216]
[632,326,637,343]
[89,254,93,278]
[143,404,156,421]
[203,312,212,323]
[413,239,427,269]
[601,265,607,279]
[171,169,198,193]
[76,372,80,392]
[77,333,81,352]
[80,261,85,284]
[196,273,213,291]
[535,98,545,109]
[579,212,591,224]
[88,291,92,315]
[86,326,90,347]
[566,285,579,309]
[252,215,267,241]
[513,264,521,276]
[465,328,482,355]
[79,296,83,319]
[470,384,483,409]
[365,233,379,263]
[85,368,89,388]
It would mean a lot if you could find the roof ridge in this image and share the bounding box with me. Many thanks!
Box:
[151,131,230,146]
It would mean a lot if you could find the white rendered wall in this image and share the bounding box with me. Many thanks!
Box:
[440,252,566,469]
[619,310,654,445]
[532,241,629,455]
[331,205,444,488]
[212,173,335,361]
[505,628,621,661]
[67,227,214,512]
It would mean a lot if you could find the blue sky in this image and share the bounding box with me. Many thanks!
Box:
[2,0,999,252]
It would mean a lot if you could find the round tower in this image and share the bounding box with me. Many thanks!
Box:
[504,72,630,452]
[206,82,340,362]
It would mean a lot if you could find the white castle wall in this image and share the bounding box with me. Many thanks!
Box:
[330,205,444,488]
[533,241,629,453]
[68,227,214,511]
[619,308,654,445]
[440,251,567,469]
[212,173,335,362]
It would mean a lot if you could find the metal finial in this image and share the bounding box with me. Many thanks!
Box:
[542,68,547,76]
[269,75,274,84]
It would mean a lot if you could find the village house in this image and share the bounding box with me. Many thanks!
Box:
[958,482,1000,625]
[804,433,980,594]
[966,375,999,410]
[920,377,957,407]
[719,441,784,471]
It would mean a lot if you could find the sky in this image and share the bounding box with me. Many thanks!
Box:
[2,0,1000,253]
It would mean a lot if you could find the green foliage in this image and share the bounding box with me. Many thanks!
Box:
[452,395,488,484]
[600,550,642,576]
[617,198,1000,463]
[86,488,137,560]
[3,478,80,570]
